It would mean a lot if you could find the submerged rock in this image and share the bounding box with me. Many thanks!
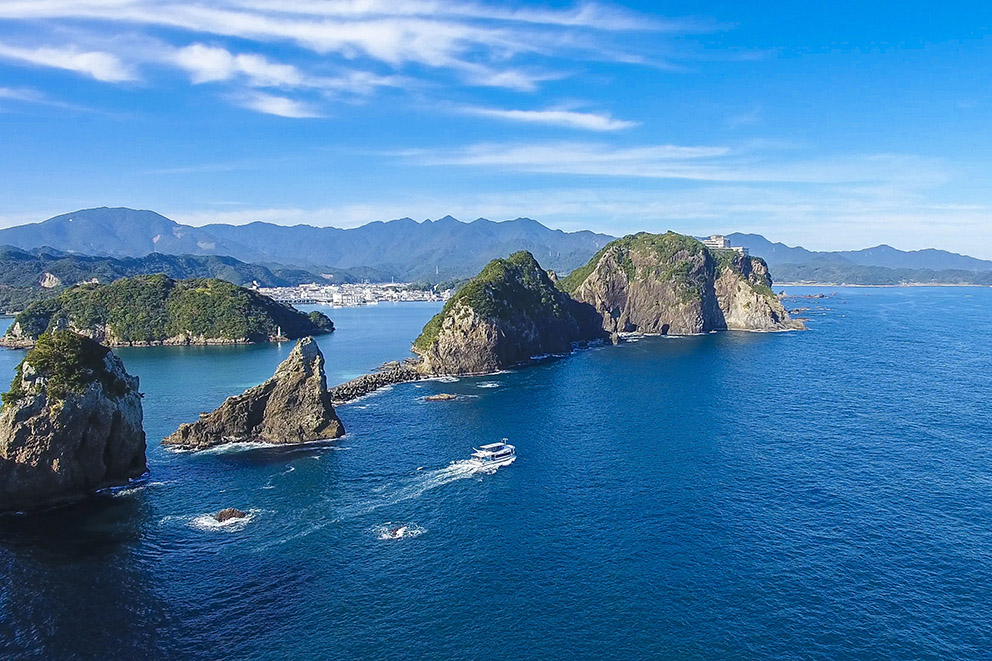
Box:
[215,507,247,522]
[424,393,457,401]
[412,251,605,375]
[0,331,147,511]
[163,336,344,450]
[560,232,804,334]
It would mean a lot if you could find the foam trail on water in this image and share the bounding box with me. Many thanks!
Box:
[373,522,426,540]
[255,458,512,550]
[261,465,296,489]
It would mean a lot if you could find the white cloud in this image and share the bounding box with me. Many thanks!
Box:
[0,1,686,88]
[461,106,638,131]
[168,43,406,95]
[171,43,303,86]
[236,91,321,118]
[0,42,135,81]
[405,141,947,186]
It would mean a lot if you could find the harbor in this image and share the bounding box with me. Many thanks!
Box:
[255,282,453,306]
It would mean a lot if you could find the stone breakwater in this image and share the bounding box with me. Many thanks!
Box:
[329,360,423,404]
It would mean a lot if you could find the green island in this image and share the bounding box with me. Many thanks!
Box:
[2,274,333,347]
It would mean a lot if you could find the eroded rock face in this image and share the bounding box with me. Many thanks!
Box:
[163,337,344,450]
[0,331,147,512]
[714,254,803,331]
[562,232,804,335]
[412,251,605,375]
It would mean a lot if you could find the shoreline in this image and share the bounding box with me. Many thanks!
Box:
[777,282,991,288]
[0,331,332,351]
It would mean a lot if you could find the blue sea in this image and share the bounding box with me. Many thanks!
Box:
[1,289,991,660]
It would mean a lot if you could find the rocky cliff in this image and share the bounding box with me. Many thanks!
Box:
[560,232,803,334]
[1,274,334,348]
[163,337,344,450]
[0,331,147,511]
[412,251,605,375]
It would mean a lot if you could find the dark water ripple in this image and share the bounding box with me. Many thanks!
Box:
[0,292,991,659]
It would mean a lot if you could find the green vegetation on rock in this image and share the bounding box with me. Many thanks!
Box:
[413,251,573,352]
[6,275,333,345]
[2,331,127,405]
[560,232,710,304]
[560,232,706,293]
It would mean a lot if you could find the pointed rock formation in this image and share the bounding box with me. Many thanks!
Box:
[0,331,147,511]
[412,251,605,375]
[163,337,344,450]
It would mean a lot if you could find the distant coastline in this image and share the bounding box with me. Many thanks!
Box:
[777,282,991,288]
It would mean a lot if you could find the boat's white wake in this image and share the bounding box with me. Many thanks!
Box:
[254,458,510,549]
[261,465,296,489]
[477,381,500,388]
[372,522,426,540]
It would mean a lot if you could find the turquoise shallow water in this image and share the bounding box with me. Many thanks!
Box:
[1,290,991,659]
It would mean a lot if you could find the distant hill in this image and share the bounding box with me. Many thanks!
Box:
[0,208,614,282]
[727,233,992,272]
[725,233,992,285]
[771,263,992,286]
[0,246,344,314]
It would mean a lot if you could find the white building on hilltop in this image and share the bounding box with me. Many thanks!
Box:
[702,235,748,256]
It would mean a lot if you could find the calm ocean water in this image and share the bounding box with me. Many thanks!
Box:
[1,290,991,659]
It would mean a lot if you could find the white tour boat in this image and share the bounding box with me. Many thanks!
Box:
[471,440,516,466]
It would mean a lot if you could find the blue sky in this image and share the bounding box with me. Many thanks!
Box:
[0,1,991,256]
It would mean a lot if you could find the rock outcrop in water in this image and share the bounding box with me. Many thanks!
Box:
[560,232,804,335]
[412,251,605,375]
[0,331,147,511]
[215,508,247,522]
[163,336,344,450]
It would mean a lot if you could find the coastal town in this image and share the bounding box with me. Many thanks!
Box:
[254,281,454,306]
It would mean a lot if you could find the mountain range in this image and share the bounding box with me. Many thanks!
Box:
[0,246,342,314]
[1,207,990,289]
[727,233,992,272]
[0,207,612,282]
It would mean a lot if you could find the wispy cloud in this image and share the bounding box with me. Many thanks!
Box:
[0,1,710,115]
[0,86,45,102]
[404,141,947,186]
[460,106,638,131]
[235,91,321,118]
[0,41,135,81]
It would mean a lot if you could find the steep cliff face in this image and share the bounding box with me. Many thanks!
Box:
[412,251,604,375]
[163,337,344,450]
[714,252,800,331]
[561,232,803,335]
[0,331,147,511]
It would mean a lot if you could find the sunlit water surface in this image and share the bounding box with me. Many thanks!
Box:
[1,292,991,659]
